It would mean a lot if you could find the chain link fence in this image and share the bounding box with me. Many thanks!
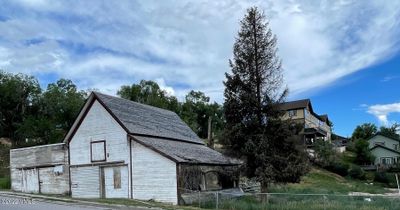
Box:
[181,190,400,210]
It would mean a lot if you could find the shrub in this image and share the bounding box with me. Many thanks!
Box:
[0,176,11,189]
[325,162,349,177]
[365,172,374,182]
[314,140,338,168]
[349,165,365,180]
[374,172,389,184]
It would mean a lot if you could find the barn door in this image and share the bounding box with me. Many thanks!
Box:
[101,166,128,198]
[21,168,39,193]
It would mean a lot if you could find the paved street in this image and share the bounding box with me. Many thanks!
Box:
[0,194,146,210]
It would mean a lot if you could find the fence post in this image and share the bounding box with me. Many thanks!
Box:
[323,195,326,210]
[215,192,219,210]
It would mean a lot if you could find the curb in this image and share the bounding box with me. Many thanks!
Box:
[0,191,162,210]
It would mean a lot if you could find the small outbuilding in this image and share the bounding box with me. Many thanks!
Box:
[10,143,69,194]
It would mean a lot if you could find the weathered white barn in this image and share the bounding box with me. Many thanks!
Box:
[10,143,69,194]
[65,92,240,204]
[9,92,239,204]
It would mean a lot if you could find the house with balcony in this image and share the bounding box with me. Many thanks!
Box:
[280,99,332,147]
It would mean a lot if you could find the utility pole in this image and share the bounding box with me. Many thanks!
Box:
[207,116,214,149]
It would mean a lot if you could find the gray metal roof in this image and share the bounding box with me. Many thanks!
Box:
[132,135,240,165]
[95,92,204,144]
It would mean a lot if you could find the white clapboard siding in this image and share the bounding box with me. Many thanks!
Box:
[69,100,131,198]
[132,142,177,204]
[69,100,129,166]
[39,166,69,194]
[103,166,129,198]
[71,166,100,198]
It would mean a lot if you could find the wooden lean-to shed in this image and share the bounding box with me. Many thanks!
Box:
[10,143,69,194]
[65,92,240,204]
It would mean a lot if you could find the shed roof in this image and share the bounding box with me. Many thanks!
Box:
[132,135,240,165]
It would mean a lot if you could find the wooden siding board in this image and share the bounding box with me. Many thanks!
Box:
[131,141,177,204]
[39,167,69,194]
[10,144,67,169]
[70,166,100,198]
[102,166,129,198]
[10,143,69,194]
[69,100,130,198]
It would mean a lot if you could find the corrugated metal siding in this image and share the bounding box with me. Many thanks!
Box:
[132,142,177,204]
[103,166,129,198]
[71,166,100,198]
[39,166,69,194]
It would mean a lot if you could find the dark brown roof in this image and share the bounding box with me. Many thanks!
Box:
[279,99,310,111]
[319,114,329,123]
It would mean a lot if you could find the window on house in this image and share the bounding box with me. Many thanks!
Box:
[91,140,106,162]
[288,110,297,117]
[381,157,393,165]
[113,167,121,189]
[374,142,385,146]
[394,144,399,151]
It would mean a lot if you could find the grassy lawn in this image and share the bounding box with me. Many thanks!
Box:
[269,167,389,194]
[197,168,397,210]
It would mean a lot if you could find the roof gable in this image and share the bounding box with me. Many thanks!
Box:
[64,92,204,145]
[370,144,400,155]
[368,134,400,143]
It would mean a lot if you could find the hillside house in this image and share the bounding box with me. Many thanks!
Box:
[368,134,400,166]
[280,99,332,147]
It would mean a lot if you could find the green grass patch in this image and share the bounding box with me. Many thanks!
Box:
[212,195,400,210]
[0,176,11,189]
[269,168,388,194]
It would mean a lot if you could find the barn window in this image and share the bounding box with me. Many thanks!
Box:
[113,167,121,189]
[91,140,106,162]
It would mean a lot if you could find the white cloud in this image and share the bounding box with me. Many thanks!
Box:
[0,0,399,102]
[381,75,399,82]
[367,103,400,125]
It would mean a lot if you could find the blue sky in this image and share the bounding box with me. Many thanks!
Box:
[0,1,400,136]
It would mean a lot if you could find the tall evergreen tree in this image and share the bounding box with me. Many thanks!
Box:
[223,7,308,192]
